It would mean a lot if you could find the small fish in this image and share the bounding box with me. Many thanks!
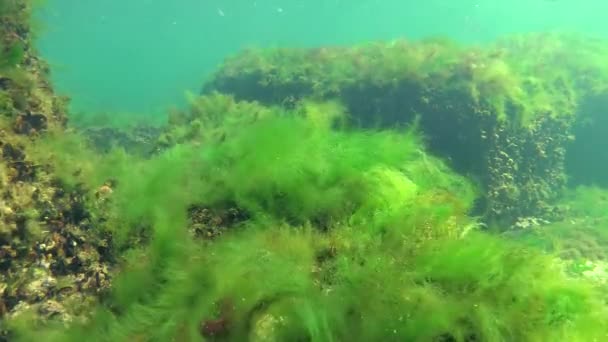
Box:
[217,8,225,16]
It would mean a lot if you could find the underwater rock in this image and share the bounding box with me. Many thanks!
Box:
[0,0,112,329]
[483,115,572,225]
[201,36,605,226]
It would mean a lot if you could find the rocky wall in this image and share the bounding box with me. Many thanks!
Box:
[0,2,111,337]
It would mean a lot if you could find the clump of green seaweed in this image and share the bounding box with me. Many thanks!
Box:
[11,226,608,341]
[5,97,608,341]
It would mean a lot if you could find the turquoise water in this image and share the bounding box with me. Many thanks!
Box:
[35,0,608,116]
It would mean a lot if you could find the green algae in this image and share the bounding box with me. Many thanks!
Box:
[102,97,476,238]
[1,2,608,339]
[6,97,608,341]
[8,206,606,341]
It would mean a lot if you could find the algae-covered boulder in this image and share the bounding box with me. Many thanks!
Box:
[202,33,608,226]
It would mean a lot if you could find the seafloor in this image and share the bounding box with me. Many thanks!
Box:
[2,1,608,341]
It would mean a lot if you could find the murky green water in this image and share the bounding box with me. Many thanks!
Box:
[36,0,608,114]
